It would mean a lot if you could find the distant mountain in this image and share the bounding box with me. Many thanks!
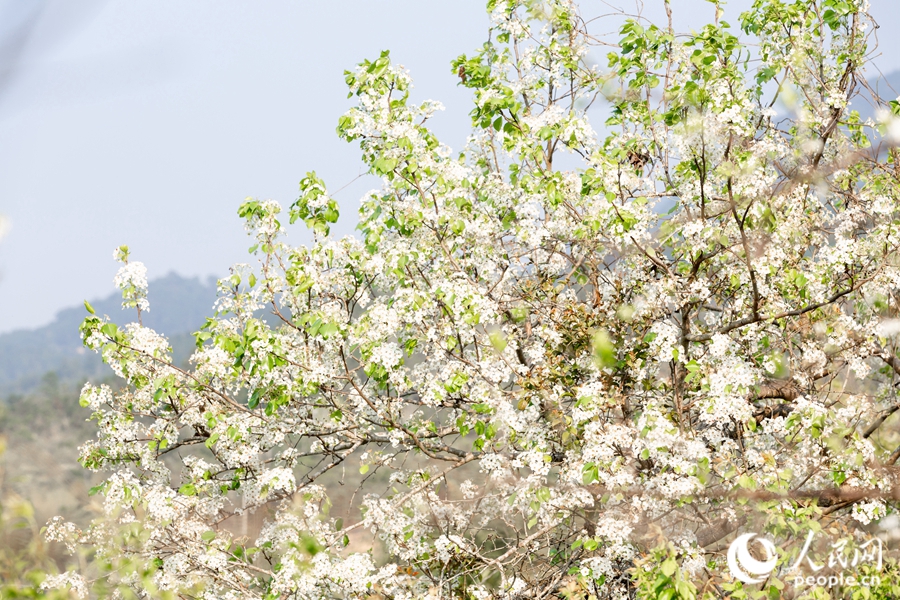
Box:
[866,70,900,103]
[0,272,219,395]
[853,70,899,123]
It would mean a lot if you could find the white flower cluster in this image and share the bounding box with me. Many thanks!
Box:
[45,2,897,598]
[113,260,149,313]
[41,572,88,599]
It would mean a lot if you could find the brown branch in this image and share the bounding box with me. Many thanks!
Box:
[752,380,802,402]
[685,283,864,343]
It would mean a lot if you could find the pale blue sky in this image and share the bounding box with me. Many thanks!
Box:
[0,0,898,334]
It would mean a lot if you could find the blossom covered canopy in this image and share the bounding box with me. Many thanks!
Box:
[43,0,900,598]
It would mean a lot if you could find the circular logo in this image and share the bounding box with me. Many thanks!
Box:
[727,533,778,584]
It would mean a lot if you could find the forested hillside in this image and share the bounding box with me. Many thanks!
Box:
[0,272,217,395]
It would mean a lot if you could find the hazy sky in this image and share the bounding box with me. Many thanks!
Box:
[0,0,898,334]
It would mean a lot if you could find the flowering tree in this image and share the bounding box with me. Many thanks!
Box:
[44,0,900,598]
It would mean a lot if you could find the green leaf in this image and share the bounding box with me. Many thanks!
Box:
[592,328,617,368]
[179,483,197,496]
[676,580,695,598]
[373,157,399,174]
[489,330,508,353]
[319,321,339,338]
[582,462,599,485]
[660,557,677,577]
[84,300,96,315]
[201,530,216,542]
